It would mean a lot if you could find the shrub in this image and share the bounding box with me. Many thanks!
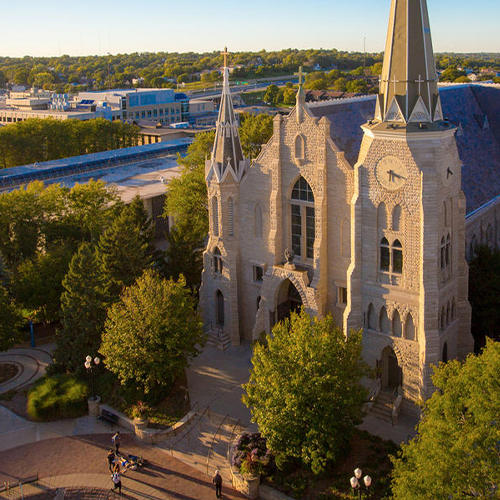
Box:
[27,374,88,421]
[232,433,274,476]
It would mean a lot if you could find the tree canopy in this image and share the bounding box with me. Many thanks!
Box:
[391,339,500,500]
[0,285,23,352]
[242,309,368,474]
[100,270,204,394]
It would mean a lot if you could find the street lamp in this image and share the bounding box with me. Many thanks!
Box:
[84,355,100,401]
[350,468,372,500]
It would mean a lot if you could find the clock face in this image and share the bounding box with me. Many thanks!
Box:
[375,156,407,191]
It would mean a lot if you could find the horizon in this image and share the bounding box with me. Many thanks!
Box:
[0,0,498,59]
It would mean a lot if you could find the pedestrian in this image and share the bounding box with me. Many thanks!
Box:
[111,469,122,495]
[212,469,222,498]
[107,450,115,472]
[112,431,121,455]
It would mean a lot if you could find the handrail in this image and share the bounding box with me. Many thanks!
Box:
[226,419,243,481]
[205,413,231,475]
[169,404,210,457]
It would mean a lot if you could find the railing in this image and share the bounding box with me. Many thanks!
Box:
[205,413,231,475]
[391,386,403,426]
[226,419,244,482]
[168,403,209,457]
[1,474,39,499]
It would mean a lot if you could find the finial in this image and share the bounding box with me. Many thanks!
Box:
[294,66,305,87]
[222,46,229,69]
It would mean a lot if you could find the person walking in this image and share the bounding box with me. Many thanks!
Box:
[112,431,121,455]
[107,450,115,472]
[212,469,222,498]
[111,469,122,495]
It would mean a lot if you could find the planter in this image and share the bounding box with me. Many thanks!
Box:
[232,470,261,499]
[88,396,101,417]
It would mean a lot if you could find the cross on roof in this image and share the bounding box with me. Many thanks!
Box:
[294,66,305,86]
[416,74,425,95]
[390,74,399,94]
[222,47,229,68]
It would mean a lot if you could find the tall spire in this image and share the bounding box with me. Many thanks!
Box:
[376,0,443,124]
[209,46,246,181]
[294,66,306,123]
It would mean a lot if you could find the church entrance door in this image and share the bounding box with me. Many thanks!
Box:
[381,346,401,391]
[276,279,303,324]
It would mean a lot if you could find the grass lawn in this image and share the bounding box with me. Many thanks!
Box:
[265,430,398,500]
[240,90,267,105]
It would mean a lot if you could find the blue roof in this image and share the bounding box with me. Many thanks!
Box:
[0,139,192,192]
[310,85,500,215]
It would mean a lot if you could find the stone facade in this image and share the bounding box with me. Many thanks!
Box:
[199,1,475,407]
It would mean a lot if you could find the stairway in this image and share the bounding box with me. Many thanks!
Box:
[156,410,242,484]
[206,328,232,351]
[370,391,396,423]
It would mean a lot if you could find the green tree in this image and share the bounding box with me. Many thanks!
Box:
[242,310,368,474]
[53,243,109,372]
[346,79,368,93]
[282,88,296,106]
[333,77,348,91]
[239,113,274,159]
[264,84,279,104]
[391,340,500,500]
[100,270,204,394]
[440,67,466,82]
[0,286,24,352]
[97,206,152,301]
[14,245,74,324]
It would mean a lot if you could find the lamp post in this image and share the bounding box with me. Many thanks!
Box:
[84,355,100,401]
[350,468,372,500]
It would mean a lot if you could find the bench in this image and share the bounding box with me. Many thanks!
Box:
[98,409,119,426]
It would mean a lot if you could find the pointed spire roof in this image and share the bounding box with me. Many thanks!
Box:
[209,47,245,180]
[377,0,443,123]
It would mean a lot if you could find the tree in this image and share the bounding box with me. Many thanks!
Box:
[100,270,204,394]
[468,245,500,349]
[391,340,500,500]
[0,286,23,352]
[239,113,274,159]
[53,243,109,372]
[333,77,348,91]
[346,79,368,93]
[96,206,152,301]
[264,84,279,104]
[242,310,368,474]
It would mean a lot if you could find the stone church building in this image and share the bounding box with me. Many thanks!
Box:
[199,0,477,408]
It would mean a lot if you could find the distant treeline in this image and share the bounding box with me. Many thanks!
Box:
[0,118,139,169]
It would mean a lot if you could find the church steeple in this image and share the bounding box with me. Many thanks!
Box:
[375,0,443,124]
[208,47,247,182]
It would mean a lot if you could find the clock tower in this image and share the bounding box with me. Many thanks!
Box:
[345,0,474,406]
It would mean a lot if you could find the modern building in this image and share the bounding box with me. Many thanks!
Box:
[199,0,500,414]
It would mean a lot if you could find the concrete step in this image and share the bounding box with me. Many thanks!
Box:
[155,411,241,485]
[206,329,232,351]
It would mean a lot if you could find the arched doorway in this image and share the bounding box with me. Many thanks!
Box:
[276,279,303,324]
[380,346,402,391]
[216,290,224,326]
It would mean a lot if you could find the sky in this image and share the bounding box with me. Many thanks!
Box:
[0,0,499,58]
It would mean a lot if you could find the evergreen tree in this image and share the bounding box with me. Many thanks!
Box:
[53,243,109,372]
[0,285,24,352]
[97,206,152,301]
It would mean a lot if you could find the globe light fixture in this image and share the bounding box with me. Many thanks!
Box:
[350,468,372,499]
[84,355,101,401]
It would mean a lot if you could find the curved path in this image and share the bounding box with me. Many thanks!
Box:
[0,345,53,394]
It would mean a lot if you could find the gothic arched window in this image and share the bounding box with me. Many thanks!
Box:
[405,313,416,341]
[213,247,223,274]
[294,134,305,160]
[212,196,219,237]
[377,202,387,231]
[379,306,390,334]
[228,197,234,237]
[380,238,390,271]
[392,204,402,232]
[254,204,263,239]
[393,310,402,337]
[393,240,403,274]
[367,303,376,330]
[291,177,315,260]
